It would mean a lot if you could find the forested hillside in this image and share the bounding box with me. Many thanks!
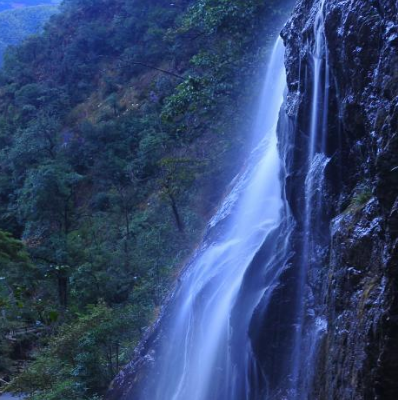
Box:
[0,5,58,66]
[0,0,293,399]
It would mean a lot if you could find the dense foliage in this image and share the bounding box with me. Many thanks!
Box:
[0,0,293,398]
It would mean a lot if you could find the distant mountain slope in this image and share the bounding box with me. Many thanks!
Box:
[0,4,58,65]
[0,0,59,12]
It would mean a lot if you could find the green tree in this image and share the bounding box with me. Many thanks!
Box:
[17,163,83,309]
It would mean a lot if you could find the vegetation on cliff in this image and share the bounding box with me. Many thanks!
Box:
[0,0,293,398]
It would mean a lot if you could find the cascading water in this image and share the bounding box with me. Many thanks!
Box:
[108,6,333,399]
[115,38,294,400]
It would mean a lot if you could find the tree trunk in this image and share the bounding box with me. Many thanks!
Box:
[58,275,68,309]
[168,192,184,232]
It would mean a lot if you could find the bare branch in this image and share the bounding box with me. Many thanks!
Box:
[131,62,185,80]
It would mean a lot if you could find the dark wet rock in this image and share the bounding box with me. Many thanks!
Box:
[282,0,398,398]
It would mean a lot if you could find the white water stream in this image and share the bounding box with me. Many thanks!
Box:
[133,4,332,395]
[138,39,288,400]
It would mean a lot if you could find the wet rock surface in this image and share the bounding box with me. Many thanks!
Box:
[282,0,398,398]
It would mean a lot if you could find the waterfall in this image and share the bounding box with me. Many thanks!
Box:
[109,6,333,398]
[127,38,291,400]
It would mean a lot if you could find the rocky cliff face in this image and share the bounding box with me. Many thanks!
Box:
[282,0,398,398]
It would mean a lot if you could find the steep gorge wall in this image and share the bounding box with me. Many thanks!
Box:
[282,0,398,398]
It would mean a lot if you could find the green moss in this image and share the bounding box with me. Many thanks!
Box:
[344,185,373,215]
[352,188,372,207]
